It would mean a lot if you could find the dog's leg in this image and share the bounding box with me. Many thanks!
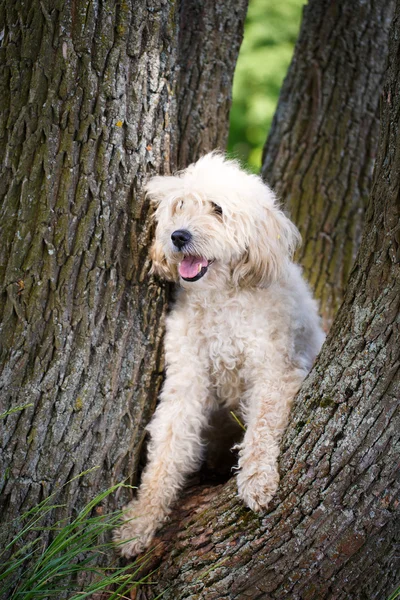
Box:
[114,366,212,557]
[236,368,305,512]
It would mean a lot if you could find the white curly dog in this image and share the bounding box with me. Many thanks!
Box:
[115,153,324,557]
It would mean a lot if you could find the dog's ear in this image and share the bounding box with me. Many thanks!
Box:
[145,175,181,205]
[146,175,181,281]
[232,207,301,287]
[149,239,178,281]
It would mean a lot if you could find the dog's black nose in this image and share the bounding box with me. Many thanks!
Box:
[171,229,192,249]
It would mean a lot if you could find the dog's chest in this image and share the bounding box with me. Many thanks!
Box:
[203,305,246,407]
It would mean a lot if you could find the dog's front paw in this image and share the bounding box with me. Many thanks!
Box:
[113,500,165,558]
[237,464,280,512]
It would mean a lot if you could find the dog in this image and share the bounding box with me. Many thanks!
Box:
[115,153,324,557]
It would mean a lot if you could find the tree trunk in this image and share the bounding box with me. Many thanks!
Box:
[0,0,247,535]
[261,0,395,330]
[129,6,400,599]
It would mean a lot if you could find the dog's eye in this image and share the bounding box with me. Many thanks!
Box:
[211,202,223,216]
[173,199,184,215]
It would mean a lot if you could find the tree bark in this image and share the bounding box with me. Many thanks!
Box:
[129,6,400,599]
[261,0,395,329]
[177,0,246,168]
[0,0,247,536]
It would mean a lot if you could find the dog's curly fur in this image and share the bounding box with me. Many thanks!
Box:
[115,153,324,557]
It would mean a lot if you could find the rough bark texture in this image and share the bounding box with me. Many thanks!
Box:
[0,0,247,537]
[261,0,395,330]
[177,0,245,168]
[128,7,400,599]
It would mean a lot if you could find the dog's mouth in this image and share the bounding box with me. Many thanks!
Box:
[179,255,213,282]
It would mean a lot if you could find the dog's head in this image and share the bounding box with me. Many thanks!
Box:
[146,153,300,289]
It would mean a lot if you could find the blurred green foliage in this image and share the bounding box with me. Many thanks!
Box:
[227,0,306,172]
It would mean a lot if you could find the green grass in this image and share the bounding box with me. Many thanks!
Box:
[0,474,152,600]
[228,0,306,171]
[0,403,34,419]
[388,585,400,600]
[230,411,246,431]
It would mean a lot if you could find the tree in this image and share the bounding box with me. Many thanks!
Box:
[0,0,247,549]
[262,0,395,329]
[121,3,400,598]
[1,1,399,599]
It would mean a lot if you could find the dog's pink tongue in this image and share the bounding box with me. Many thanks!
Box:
[179,256,208,278]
